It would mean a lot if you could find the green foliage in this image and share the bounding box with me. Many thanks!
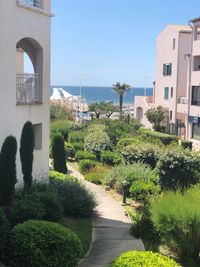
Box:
[145,105,166,131]
[50,120,71,141]
[75,150,96,162]
[103,162,157,194]
[116,137,141,150]
[49,177,96,218]
[52,133,67,174]
[130,180,160,203]
[50,103,74,122]
[151,188,200,265]
[111,251,181,267]
[181,140,193,150]
[99,101,118,118]
[157,149,200,191]
[88,102,102,118]
[20,121,34,191]
[100,150,122,166]
[0,136,17,207]
[69,131,87,143]
[79,159,96,173]
[84,164,111,185]
[85,131,112,159]
[64,142,76,159]
[140,129,178,145]
[121,143,159,168]
[49,170,78,183]
[69,122,88,131]
[7,220,82,267]
[0,208,9,260]
[72,142,85,151]
[112,82,131,113]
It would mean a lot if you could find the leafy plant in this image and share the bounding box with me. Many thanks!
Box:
[50,120,71,141]
[7,220,82,267]
[64,142,76,159]
[75,150,96,162]
[20,121,34,191]
[79,160,96,173]
[181,140,192,150]
[84,164,111,184]
[52,133,67,174]
[100,150,122,166]
[145,106,166,131]
[112,82,131,113]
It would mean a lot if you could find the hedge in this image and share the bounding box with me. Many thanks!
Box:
[140,129,178,145]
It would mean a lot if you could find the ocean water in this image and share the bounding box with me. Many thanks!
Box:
[50,86,153,104]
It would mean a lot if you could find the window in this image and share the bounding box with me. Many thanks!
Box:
[164,87,169,100]
[194,25,200,41]
[173,38,176,49]
[171,87,173,98]
[170,111,172,121]
[193,56,200,71]
[192,124,200,141]
[163,63,172,76]
[33,124,42,149]
[191,86,200,106]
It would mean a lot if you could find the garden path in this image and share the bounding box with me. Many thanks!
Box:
[68,164,144,267]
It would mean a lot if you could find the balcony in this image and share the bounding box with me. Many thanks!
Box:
[16,73,40,104]
[178,97,188,104]
[16,0,42,9]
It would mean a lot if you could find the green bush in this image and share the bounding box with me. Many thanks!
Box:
[49,176,96,218]
[151,188,200,265]
[7,220,82,267]
[121,143,159,168]
[84,131,112,159]
[69,131,86,143]
[69,122,88,131]
[79,160,96,173]
[111,251,181,267]
[157,149,200,191]
[84,164,111,185]
[130,180,160,203]
[181,140,192,150]
[75,150,96,162]
[50,120,71,141]
[0,136,17,208]
[49,170,78,183]
[100,150,122,166]
[103,162,157,194]
[52,133,67,174]
[72,142,85,151]
[65,142,76,159]
[0,208,9,260]
[140,129,178,145]
[116,137,140,150]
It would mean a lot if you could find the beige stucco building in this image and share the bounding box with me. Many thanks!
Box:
[134,20,200,146]
[0,0,52,184]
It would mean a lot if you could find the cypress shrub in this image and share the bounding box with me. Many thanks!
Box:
[0,136,17,209]
[20,121,34,191]
[52,133,67,174]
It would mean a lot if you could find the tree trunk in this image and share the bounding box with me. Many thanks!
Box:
[119,94,123,114]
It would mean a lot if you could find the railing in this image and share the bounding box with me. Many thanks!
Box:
[191,99,200,106]
[178,97,188,104]
[16,0,41,8]
[16,73,39,103]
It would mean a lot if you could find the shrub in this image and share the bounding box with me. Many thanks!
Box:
[75,150,96,162]
[116,137,140,150]
[49,170,77,183]
[130,180,160,203]
[52,133,67,174]
[121,143,159,168]
[72,142,85,151]
[50,178,96,218]
[65,142,76,159]
[69,131,86,143]
[7,220,82,267]
[111,251,181,267]
[100,150,122,166]
[50,103,74,122]
[140,129,178,145]
[79,160,96,173]
[69,122,88,131]
[50,120,71,141]
[84,164,111,185]
[0,136,17,209]
[0,208,9,260]
[151,188,200,265]
[157,149,200,191]
[181,140,192,150]
[103,162,157,194]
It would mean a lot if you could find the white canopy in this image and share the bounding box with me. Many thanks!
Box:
[50,88,73,100]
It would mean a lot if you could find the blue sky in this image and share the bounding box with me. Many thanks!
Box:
[50,0,200,87]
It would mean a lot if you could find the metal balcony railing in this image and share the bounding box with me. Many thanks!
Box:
[16,0,41,8]
[178,97,188,104]
[16,73,40,103]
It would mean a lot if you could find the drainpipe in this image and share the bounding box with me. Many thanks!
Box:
[186,20,194,140]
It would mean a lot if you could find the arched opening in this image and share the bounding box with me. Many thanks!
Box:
[136,107,143,122]
[16,37,43,103]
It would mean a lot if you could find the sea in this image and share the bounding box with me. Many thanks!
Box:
[50,86,153,105]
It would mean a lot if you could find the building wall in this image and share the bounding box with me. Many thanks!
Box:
[0,0,52,184]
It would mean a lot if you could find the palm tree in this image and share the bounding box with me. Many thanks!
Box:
[112,82,131,114]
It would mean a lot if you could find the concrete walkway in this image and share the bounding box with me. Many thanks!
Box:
[68,165,144,267]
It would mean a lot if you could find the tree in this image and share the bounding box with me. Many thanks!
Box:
[100,102,118,118]
[20,121,34,192]
[88,103,102,119]
[112,82,131,113]
[0,136,17,212]
[145,106,166,131]
[50,103,74,122]
[52,133,67,174]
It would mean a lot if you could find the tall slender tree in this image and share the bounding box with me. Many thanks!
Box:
[0,136,17,214]
[52,133,67,174]
[112,82,131,114]
[20,121,34,192]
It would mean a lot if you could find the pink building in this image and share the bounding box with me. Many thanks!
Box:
[134,22,200,146]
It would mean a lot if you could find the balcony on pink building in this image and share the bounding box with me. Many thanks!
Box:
[16,0,42,8]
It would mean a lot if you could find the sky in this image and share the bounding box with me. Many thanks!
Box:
[49,0,200,87]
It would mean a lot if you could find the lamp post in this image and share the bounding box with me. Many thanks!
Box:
[121,180,129,206]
